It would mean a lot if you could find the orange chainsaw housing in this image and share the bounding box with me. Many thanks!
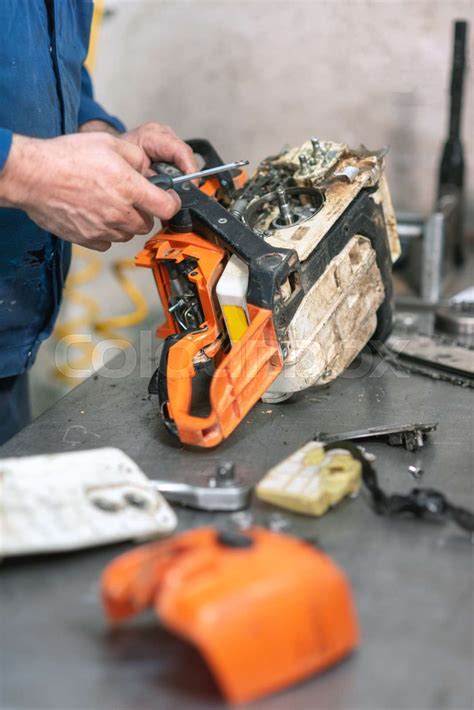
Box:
[101,527,359,705]
[136,175,283,448]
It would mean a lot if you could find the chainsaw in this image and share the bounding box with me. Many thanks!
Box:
[136,137,400,448]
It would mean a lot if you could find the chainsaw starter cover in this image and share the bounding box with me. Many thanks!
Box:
[101,526,359,704]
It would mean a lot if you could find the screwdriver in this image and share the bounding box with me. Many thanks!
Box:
[148,160,249,190]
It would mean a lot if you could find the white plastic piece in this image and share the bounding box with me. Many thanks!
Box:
[216,254,250,345]
[0,448,177,557]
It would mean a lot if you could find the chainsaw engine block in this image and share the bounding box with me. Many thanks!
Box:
[226,139,400,401]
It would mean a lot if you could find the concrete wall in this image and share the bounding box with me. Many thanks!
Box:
[95,0,473,229]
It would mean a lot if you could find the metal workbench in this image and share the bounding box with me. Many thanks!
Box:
[1,345,473,710]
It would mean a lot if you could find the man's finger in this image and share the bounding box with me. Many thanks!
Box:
[112,207,154,236]
[108,227,142,242]
[136,129,198,175]
[135,208,155,234]
[114,138,150,173]
[130,173,181,221]
[155,124,179,139]
[156,138,197,175]
[88,239,112,252]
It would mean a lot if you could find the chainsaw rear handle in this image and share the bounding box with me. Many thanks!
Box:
[186,138,235,193]
[158,305,282,448]
[159,326,222,443]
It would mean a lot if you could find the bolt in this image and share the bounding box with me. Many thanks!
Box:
[218,217,228,224]
[215,461,235,486]
[229,510,254,530]
[408,464,424,479]
[276,187,295,226]
[311,137,320,161]
[298,154,310,175]
[267,512,291,532]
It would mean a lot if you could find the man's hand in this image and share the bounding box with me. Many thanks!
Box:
[121,122,198,176]
[0,132,181,251]
[80,120,198,176]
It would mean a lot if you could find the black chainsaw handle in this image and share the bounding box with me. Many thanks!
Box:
[185,138,234,194]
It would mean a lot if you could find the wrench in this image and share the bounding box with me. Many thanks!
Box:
[151,462,252,512]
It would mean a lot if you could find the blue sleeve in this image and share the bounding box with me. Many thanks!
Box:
[78,66,126,133]
[0,128,13,172]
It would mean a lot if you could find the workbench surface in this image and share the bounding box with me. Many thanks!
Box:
[1,348,473,710]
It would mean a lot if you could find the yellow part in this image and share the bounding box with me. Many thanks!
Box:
[256,442,362,516]
[85,0,104,73]
[53,250,149,384]
[222,305,249,344]
[94,259,149,333]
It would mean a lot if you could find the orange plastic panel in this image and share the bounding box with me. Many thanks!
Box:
[135,230,225,341]
[167,304,282,447]
[135,178,284,447]
[102,527,359,705]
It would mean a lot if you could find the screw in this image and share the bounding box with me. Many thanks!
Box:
[181,183,191,191]
[311,137,320,161]
[218,217,228,224]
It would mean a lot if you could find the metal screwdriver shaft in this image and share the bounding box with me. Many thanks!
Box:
[172,160,249,185]
[148,160,249,190]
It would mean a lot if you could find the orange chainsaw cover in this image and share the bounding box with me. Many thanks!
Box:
[101,527,359,704]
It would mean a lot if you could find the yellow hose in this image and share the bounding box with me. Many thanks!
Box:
[95,259,149,334]
[53,247,101,382]
[54,248,149,384]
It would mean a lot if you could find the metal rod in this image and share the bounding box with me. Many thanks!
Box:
[171,160,249,185]
[276,187,294,226]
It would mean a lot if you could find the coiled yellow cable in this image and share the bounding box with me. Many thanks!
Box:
[54,247,149,383]
[94,258,149,335]
[53,247,100,382]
